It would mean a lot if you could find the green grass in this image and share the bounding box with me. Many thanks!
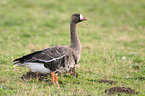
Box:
[0,0,145,95]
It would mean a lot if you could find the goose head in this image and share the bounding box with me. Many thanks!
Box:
[71,13,88,23]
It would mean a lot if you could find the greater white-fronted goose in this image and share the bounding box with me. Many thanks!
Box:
[13,13,88,86]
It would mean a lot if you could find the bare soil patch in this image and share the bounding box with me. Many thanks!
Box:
[105,87,138,94]
[21,71,49,81]
[98,79,117,85]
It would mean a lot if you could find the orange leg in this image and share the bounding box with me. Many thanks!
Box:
[50,72,55,85]
[54,74,59,86]
[50,72,59,86]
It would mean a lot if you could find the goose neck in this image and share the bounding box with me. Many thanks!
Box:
[70,22,81,52]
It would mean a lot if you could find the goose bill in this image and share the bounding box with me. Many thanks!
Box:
[81,18,88,21]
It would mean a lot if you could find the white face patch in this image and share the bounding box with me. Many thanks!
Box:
[80,14,83,20]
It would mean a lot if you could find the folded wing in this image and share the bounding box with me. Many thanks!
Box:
[13,46,70,71]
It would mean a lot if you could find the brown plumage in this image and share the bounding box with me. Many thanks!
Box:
[13,13,88,86]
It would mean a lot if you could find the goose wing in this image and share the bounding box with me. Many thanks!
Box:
[13,46,70,71]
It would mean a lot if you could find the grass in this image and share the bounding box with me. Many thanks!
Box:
[0,0,145,95]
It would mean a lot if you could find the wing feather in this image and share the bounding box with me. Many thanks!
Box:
[13,46,67,64]
[13,46,78,71]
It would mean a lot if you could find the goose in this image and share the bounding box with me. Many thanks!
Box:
[13,13,88,86]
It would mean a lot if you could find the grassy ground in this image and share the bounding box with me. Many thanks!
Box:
[0,0,145,95]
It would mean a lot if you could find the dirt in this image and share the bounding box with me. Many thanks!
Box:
[21,71,49,81]
[21,68,78,81]
[98,79,117,85]
[64,67,78,77]
[105,87,138,94]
